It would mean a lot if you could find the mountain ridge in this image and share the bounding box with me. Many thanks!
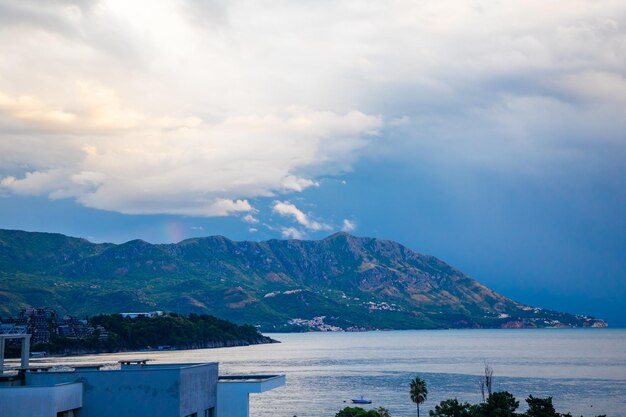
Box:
[0,228,607,331]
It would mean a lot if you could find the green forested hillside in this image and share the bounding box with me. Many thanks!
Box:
[11,313,274,355]
[0,229,607,331]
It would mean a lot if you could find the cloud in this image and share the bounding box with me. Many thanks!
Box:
[559,71,626,105]
[0,0,624,216]
[0,1,383,216]
[282,175,319,192]
[342,219,357,232]
[242,214,259,224]
[0,98,380,215]
[0,91,77,127]
[272,201,331,231]
[281,227,305,240]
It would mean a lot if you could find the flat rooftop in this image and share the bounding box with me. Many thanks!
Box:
[2,361,220,376]
[218,374,283,383]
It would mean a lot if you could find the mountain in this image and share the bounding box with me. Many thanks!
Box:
[0,229,606,330]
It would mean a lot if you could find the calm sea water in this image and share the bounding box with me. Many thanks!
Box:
[26,329,626,417]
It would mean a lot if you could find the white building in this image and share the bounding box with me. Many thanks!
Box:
[0,335,285,417]
[218,375,286,417]
[119,311,164,319]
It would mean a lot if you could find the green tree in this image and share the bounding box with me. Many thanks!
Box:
[335,407,380,417]
[429,399,474,417]
[410,376,428,417]
[422,392,606,417]
[524,395,558,417]
[478,391,519,417]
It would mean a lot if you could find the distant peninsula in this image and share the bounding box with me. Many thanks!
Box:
[0,229,607,331]
[1,309,275,356]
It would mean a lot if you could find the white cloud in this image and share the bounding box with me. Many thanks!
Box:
[0,0,624,215]
[243,214,259,224]
[248,227,258,233]
[0,91,77,127]
[282,175,319,192]
[281,227,305,240]
[273,201,308,226]
[0,0,384,216]
[342,219,357,232]
[0,99,380,215]
[272,201,331,231]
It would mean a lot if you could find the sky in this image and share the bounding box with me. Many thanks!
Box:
[1,0,625,325]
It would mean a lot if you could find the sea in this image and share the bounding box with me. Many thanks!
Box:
[24,329,626,417]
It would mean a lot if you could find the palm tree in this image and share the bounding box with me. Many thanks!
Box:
[409,376,428,417]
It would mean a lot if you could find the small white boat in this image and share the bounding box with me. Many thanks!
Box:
[351,396,372,404]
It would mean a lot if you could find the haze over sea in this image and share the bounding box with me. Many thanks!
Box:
[25,329,626,417]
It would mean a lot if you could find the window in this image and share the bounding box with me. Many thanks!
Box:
[204,408,215,417]
[184,413,197,417]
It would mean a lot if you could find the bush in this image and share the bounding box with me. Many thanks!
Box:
[335,407,381,417]
[429,399,475,417]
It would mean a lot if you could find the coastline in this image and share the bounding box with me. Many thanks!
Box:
[16,336,280,359]
[265,323,611,334]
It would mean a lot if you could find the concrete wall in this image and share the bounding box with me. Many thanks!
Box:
[0,382,82,417]
[180,364,218,416]
[217,381,251,417]
[217,376,285,417]
[25,363,218,417]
